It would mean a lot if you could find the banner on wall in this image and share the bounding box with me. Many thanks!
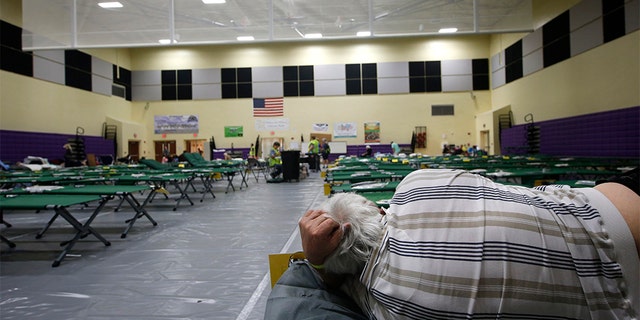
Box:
[255,118,290,131]
[224,126,244,137]
[364,122,380,143]
[334,122,357,138]
[312,123,329,132]
[154,115,199,134]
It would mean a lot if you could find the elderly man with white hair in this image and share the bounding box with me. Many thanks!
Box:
[266,169,639,320]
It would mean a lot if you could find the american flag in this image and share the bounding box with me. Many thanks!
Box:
[253,97,284,117]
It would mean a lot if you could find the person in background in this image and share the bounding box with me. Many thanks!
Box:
[308,136,320,172]
[360,145,372,158]
[269,141,282,179]
[248,143,256,159]
[390,141,400,155]
[267,169,639,319]
[320,138,331,169]
[63,143,85,167]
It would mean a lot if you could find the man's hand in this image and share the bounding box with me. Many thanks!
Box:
[299,209,348,266]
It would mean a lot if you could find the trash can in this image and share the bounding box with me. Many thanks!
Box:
[281,151,300,182]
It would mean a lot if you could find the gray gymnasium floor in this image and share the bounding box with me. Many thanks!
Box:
[1,169,327,319]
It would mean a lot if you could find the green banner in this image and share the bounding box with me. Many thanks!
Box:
[224,126,244,137]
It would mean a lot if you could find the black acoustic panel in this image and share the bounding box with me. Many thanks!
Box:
[505,40,522,66]
[1,20,22,50]
[221,83,237,98]
[426,77,442,92]
[472,59,489,75]
[283,66,298,81]
[362,63,377,79]
[299,65,314,80]
[0,47,33,77]
[505,59,523,83]
[409,61,425,77]
[237,68,252,82]
[65,66,92,91]
[162,85,177,100]
[237,83,252,98]
[113,66,132,101]
[346,79,361,94]
[283,82,298,96]
[426,61,441,77]
[65,50,92,73]
[221,68,236,83]
[473,75,490,91]
[162,70,176,85]
[177,85,192,100]
[602,0,625,15]
[603,6,626,43]
[345,64,361,79]
[409,77,426,92]
[543,35,570,67]
[299,81,314,96]
[362,79,377,94]
[543,11,570,45]
[177,69,192,85]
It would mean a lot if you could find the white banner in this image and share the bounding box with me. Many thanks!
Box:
[255,118,290,131]
[334,122,357,138]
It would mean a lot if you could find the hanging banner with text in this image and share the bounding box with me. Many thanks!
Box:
[224,126,244,137]
[154,115,199,134]
[255,118,290,131]
[334,122,357,138]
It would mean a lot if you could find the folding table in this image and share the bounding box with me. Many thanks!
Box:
[0,194,109,267]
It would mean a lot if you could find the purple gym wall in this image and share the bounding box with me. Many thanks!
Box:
[501,106,639,158]
[0,130,114,164]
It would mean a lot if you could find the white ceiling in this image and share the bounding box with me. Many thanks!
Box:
[21,0,533,49]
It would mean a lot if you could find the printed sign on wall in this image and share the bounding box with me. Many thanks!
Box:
[154,115,199,134]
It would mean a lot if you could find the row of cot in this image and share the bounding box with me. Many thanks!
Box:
[324,154,635,207]
[0,153,268,267]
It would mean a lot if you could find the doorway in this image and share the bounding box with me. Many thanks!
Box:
[127,140,140,163]
[480,130,490,154]
[185,139,207,157]
[154,140,176,162]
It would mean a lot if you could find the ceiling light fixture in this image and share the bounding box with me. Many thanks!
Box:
[304,33,323,39]
[158,39,177,44]
[98,2,123,8]
[202,0,226,4]
[237,36,255,41]
[356,31,371,37]
[438,27,458,33]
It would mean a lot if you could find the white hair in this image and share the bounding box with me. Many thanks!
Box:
[319,193,384,275]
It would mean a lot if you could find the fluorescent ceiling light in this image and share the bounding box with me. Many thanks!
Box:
[202,0,226,3]
[356,31,371,37]
[237,36,255,41]
[98,2,123,8]
[304,33,323,39]
[158,39,177,44]
[438,27,458,33]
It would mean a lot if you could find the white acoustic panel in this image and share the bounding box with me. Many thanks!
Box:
[377,62,408,78]
[442,75,472,92]
[522,28,542,56]
[571,18,603,56]
[491,52,505,73]
[192,84,222,100]
[33,49,65,63]
[33,55,65,85]
[377,78,409,94]
[192,68,220,84]
[570,0,601,31]
[523,48,543,76]
[252,66,283,82]
[132,70,161,86]
[441,59,472,76]
[314,79,346,96]
[92,57,112,79]
[252,82,283,98]
[314,64,345,80]
[491,69,506,89]
[92,74,112,96]
[132,85,161,101]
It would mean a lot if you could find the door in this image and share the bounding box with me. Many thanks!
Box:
[154,141,176,162]
[480,130,490,154]
[128,140,140,163]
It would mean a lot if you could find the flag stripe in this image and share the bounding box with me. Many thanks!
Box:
[253,97,284,117]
